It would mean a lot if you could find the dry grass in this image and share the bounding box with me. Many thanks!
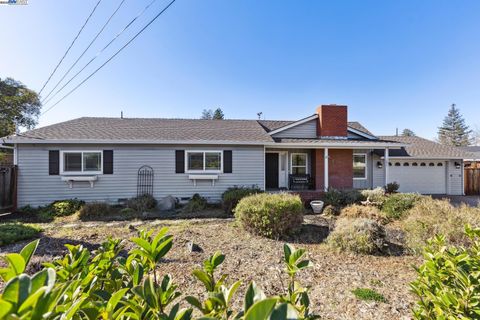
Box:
[0,217,419,320]
[340,204,388,224]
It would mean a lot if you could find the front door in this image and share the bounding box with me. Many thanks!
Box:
[265,153,279,189]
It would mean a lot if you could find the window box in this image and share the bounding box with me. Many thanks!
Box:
[188,174,219,186]
[61,175,98,188]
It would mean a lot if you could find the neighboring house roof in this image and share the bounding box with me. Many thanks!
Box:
[462,146,480,160]
[375,136,474,159]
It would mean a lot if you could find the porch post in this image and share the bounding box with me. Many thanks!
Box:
[324,148,329,191]
[384,147,389,186]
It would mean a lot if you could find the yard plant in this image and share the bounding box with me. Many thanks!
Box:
[0,228,318,319]
[381,193,421,220]
[234,193,304,239]
[221,186,262,214]
[0,223,41,246]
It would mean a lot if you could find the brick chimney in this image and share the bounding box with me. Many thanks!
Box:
[316,105,348,137]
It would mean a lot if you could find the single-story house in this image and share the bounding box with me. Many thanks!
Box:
[1,105,472,207]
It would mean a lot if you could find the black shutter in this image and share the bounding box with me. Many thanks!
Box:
[175,150,185,173]
[49,150,59,175]
[224,150,232,173]
[103,150,113,174]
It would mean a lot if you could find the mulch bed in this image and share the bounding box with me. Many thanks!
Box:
[0,216,420,320]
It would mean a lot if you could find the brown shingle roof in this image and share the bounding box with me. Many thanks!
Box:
[10,117,274,143]
[377,136,474,159]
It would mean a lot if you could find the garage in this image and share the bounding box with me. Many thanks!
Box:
[388,160,447,194]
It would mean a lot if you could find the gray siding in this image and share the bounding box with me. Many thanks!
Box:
[352,149,373,189]
[447,160,463,195]
[271,119,317,139]
[17,144,264,207]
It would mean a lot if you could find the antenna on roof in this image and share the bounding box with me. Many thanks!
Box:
[257,112,263,120]
[121,111,123,119]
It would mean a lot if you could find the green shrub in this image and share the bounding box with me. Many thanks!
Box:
[0,231,318,319]
[127,194,158,212]
[352,288,387,303]
[401,198,480,252]
[381,193,421,220]
[50,199,85,216]
[78,202,113,220]
[322,204,340,216]
[235,193,304,239]
[340,204,387,224]
[323,188,364,207]
[182,193,208,213]
[221,186,262,214]
[327,218,386,254]
[411,226,480,319]
[0,223,41,246]
[385,181,400,194]
[360,187,386,205]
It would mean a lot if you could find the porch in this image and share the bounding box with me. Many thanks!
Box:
[264,147,392,192]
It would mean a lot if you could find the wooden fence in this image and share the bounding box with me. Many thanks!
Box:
[0,166,17,212]
[465,167,480,195]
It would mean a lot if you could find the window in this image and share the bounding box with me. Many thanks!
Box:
[62,151,102,174]
[353,154,367,179]
[412,162,418,166]
[395,162,401,166]
[291,153,307,175]
[429,162,435,167]
[186,151,222,172]
[420,162,426,166]
[437,163,443,167]
[403,162,410,166]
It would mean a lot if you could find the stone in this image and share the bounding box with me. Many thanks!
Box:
[158,195,177,211]
[187,241,203,253]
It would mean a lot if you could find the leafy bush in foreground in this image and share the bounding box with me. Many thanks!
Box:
[381,193,421,220]
[401,198,480,253]
[0,229,318,319]
[222,186,262,214]
[385,182,400,194]
[411,225,480,319]
[235,193,304,239]
[19,198,85,222]
[327,218,386,254]
[0,223,41,246]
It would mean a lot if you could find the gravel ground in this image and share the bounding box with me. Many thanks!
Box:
[0,216,421,320]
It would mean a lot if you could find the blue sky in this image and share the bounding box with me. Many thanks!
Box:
[1,0,480,139]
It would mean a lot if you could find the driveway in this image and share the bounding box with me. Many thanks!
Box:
[432,195,480,207]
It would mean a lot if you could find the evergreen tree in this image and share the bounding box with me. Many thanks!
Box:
[212,108,224,120]
[201,109,213,119]
[402,128,416,137]
[437,104,472,146]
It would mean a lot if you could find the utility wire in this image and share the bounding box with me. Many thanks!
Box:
[39,0,102,95]
[41,0,127,103]
[41,0,177,116]
[42,0,160,106]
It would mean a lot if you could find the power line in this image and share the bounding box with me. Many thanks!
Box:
[38,0,103,95]
[41,0,177,116]
[41,0,127,103]
[42,0,160,106]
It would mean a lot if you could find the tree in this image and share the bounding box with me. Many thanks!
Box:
[402,128,416,137]
[473,126,480,146]
[201,108,225,120]
[201,109,213,120]
[437,104,473,147]
[212,108,224,120]
[0,77,41,137]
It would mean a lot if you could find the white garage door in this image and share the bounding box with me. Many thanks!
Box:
[388,160,447,194]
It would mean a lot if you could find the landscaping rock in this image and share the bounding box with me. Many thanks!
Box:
[187,241,203,253]
[158,195,177,211]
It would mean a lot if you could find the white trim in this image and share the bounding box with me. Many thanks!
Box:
[384,148,389,186]
[268,114,318,135]
[324,148,329,191]
[185,150,223,173]
[265,142,406,148]
[60,150,103,175]
[13,144,18,165]
[347,127,378,140]
[61,176,97,188]
[290,153,308,175]
[188,174,219,186]
[353,153,367,180]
